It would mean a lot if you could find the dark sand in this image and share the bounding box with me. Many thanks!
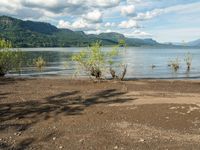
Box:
[0,78,200,150]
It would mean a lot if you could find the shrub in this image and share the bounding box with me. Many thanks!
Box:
[169,57,180,72]
[72,41,127,80]
[0,39,23,76]
[33,56,46,72]
[184,52,192,71]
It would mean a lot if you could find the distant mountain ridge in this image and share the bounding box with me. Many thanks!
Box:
[0,16,198,48]
[186,39,200,47]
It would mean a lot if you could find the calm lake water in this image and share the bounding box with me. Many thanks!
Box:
[10,47,200,79]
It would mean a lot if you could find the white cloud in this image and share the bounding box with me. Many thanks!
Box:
[0,0,22,14]
[58,18,99,31]
[90,0,120,8]
[124,29,152,37]
[85,29,113,35]
[121,5,136,16]
[134,2,200,21]
[84,10,102,23]
[72,19,89,30]
[134,9,163,20]
[127,0,141,4]
[119,20,139,29]
[58,20,72,29]
[104,22,116,27]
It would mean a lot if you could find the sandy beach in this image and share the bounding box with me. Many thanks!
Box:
[1,78,200,150]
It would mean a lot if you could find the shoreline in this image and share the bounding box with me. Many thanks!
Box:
[4,74,200,81]
[1,77,200,149]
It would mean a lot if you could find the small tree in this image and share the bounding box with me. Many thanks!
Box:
[72,41,127,80]
[184,52,192,71]
[0,39,23,76]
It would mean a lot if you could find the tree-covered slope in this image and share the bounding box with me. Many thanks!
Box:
[0,16,165,47]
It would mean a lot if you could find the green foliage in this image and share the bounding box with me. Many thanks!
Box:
[0,39,12,48]
[169,57,180,72]
[33,56,46,72]
[0,39,23,76]
[72,41,127,80]
[184,52,192,70]
[0,16,160,48]
[118,39,126,47]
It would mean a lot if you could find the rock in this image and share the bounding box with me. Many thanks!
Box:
[114,146,118,149]
[79,139,84,143]
[59,146,63,149]
[139,138,145,142]
[18,132,22,136]
[53,137,56,141]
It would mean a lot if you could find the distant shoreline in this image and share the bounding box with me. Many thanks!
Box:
[13,45,200,49]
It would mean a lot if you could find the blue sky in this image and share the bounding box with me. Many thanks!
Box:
[0,0,200,43]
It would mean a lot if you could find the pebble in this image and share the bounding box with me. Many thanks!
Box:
[59,146,63,149]
[79,139,84,143]
[53,137,56,141]
[114,146,118,149]
[139,138,145,142]
[14,132,22,136]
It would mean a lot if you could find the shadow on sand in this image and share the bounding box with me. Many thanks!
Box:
[0,89,134,129]
[0,88,136,149]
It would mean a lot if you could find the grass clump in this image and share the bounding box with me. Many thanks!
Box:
[33,56,46,72]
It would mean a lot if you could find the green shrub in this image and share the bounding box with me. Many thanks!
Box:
[169,57,180,72]
[72,41,127,80]
[33,56,46,72]
[0,39,23,76]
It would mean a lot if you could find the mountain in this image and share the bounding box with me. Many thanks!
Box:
[0,15,184,48]
[186,39,200,47]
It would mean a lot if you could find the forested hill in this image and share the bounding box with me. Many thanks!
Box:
[0,16,168,47]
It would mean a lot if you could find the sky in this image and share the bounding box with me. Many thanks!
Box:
[0,0,200,43]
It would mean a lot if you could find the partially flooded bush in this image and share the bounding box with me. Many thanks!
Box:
[33,56,46,72]
[72,41,127,80]
[184,52,192,71]
[0,39,23,76]
[169,57,180,72]
[110,64,127,80]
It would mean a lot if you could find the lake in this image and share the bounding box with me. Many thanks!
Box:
[9,47,200,79]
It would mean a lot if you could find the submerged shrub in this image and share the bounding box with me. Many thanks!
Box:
[33,56,46,72]
[72,41,127,80]
[184,52,192,71]
[169,57,180,72]
[0,39,23,76]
